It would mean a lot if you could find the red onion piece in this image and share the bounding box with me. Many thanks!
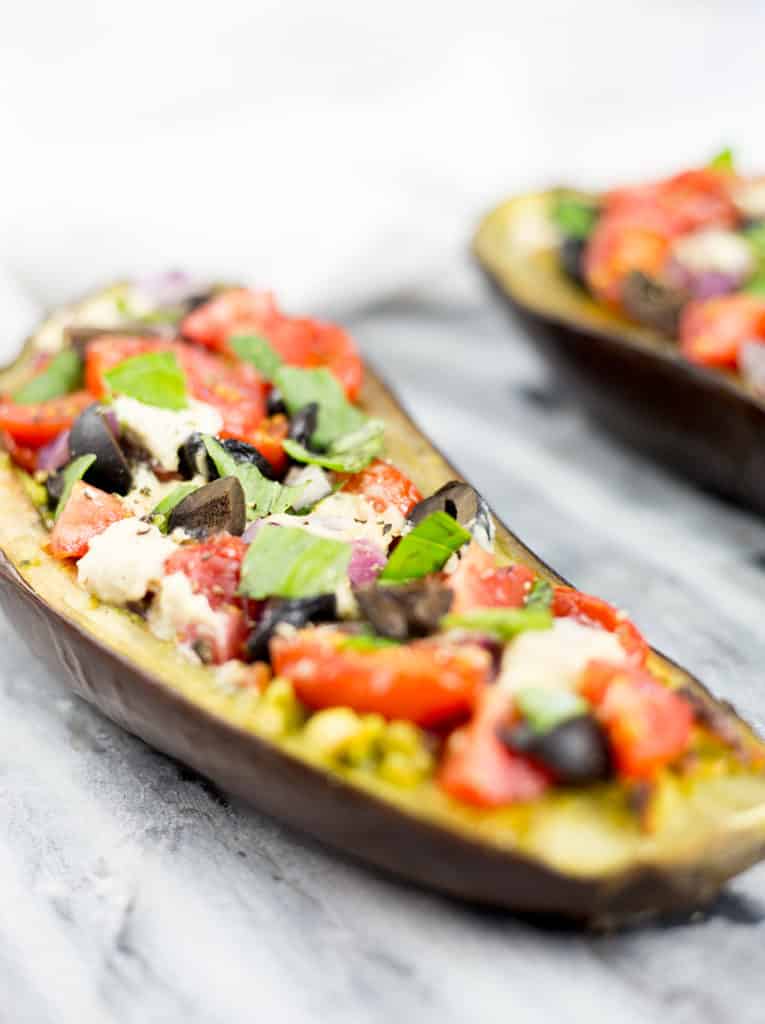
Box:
[666,261,742,300]
[36,430,70,472]
[136,271,209,308]
[348,541,386,587]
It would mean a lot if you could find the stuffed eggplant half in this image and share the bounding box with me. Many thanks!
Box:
[474,152,765,513]
[1,278,765,924]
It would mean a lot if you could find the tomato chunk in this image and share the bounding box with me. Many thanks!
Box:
[0,391,92,447]
[48,481,128,560]
[552,586,647,664]
[605,168,737,235]
[271,629,488,726]
[164,533,248,609]
[439,687,549,807]
[175,343,267,438]
[680,294,765,368]
[338,459,422,517]
[580,661,693,780]
[445,542,536,614]
[243,414,289,477]
[184,607,249,665]
[584,211,672,306]
[1,429,39,471]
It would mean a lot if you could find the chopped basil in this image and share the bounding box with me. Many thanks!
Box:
[339,634,400,652]
[54,454,96,521]
[380,511,470,584]
[525,578,553,610]
[104,351,187,410]
[745,273,765,297]
[515,687,588,734]
[274,366,366,448]
[203,436,304,520]
[230,334,283,379]
[151,482,200,532]
[282,419,384,474]
[552,195,599,240]
[708,147,735,172]
[13,349,83,405]
[440,605,552,641]
[239,525,351,600]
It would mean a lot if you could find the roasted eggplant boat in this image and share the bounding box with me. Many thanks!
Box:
[474,151,765,513]
[1,278,765,925]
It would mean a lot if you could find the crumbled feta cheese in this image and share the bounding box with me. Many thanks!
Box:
[113,396,222,472]
[120,464,200,518]
[264,492,404,550]
[77,518,176,604]
[497,618,625,693]
[734,179,765,220]
[148,571,229,647]
[284,464,333,510]
[334,578,359,620]
[671,228,754,278]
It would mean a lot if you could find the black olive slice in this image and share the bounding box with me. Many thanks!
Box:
[288,403,319,449]
[560,236,588,290]
[267,388,287,417]
[621,271,687,336]
[247,594,337,662]
[408,481,493,546]
[500,714,612,787]
[69,404,132,495]
[354,577,453,641]
[168,477,246,538]
[177,434,277,482]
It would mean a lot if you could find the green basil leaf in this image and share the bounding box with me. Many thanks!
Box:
[54,454,96,521]
[708,147,735,172]
[230,334,283,380]
[339,634,400,652]
[203,436,304,520]
[274,366,366,448]
[239,525,351,599]
[104,351,187,410]
[515,687,588,734]
[745,273,765,297]
[13,349,83,405]
[440,605,552,641]
[525,578,553,610]
[151,482,200,532]
[282,419,384,474]
[380,511,470,583]
[552,195,599,240]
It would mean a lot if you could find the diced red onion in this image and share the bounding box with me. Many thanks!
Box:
[36,430,70,471]
[739,340,765,393]
[136,271,209,308]
[667,261,742,300]
[348,541,386,587]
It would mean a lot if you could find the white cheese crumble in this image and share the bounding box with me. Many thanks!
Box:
[148,572,228,648]
[496,618,626,694]
[120,464,200,518]
[284,464,333,510]
[671,228,754,279]
[113,396,223,472]
[264,491,404,550]
[734,179,765,220]
[77,518,177,604]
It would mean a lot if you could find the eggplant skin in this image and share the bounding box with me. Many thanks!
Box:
[3,285,765,926]
[473,192,765,516]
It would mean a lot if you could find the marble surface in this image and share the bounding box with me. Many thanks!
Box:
[4,3,765,1021]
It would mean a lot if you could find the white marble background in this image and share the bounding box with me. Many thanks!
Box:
[4,3,765,1022]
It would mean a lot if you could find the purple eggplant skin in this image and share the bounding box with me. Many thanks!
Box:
[474,192,765,516]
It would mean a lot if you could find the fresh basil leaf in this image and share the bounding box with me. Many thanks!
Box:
[239,525,351,599]
[380,511,470,583]
[54,454,96,521]
[230,334,283,380]
[525,578,553,610]
[104,351,187,410]
[14,349,83,405]
[274,366,366,448]
[440,605,552,641]
[151,482,200,532]
[203,436,304,520]
[339,634,400,652]
[708,147,735,172]
[515,687,588,734]
[282,419,384,474]
[746,222,765,260]
[552,195,599,240]
[744,273,765,297]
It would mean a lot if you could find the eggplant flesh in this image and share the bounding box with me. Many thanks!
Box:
[473,191,765,516]
[2,284,765,925]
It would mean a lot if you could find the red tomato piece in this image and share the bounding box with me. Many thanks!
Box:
[580,661,693,780]
[446,542,536,615]
[584,211,673,306]
[184,607,249,665]
[48,481,128,560]
[337,459,422,517]
[0,391,93,447]
[271,629,489,726]
[679,294,765,368]
[243,414,289,477]
[175,343,267,439]
[605,168,737,235]
[181,288,278,351]
[439,687,549,807]
[1,429,39,471]
[552,586,648,664]
[164,533,248,609]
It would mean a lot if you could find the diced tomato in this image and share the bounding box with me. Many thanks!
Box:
[48,481,128,560]
[164,533,248,609]
[271,629,489,726]
[175,343,267,439]
[439,687,549,807]
[552,586,648,664]
[85,335,165,397]
[181,288,363,400]
[236,662,271,690]
[184,606,249,665]
[1,429,39,471]
[446,542,536,614]
[337,459,422,517]
[580,661,693,780]
[680,294,765,368]
[605,168,737,235]
[243,414,289,477]
[0,391,93,447]
[584,210,673,306]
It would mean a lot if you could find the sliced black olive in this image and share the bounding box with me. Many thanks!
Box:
[500,714,612,787]
[178,434,277,482]
[408,480,493,546]
[69,404,132,495]
[288,403,319,449]
[560,236,588,290]
[247,594,337,662]
[168,477,246,538]
[621,271,687,336]
[267,388,287,417]
[182,289,216,314]
[354,578,453,641]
